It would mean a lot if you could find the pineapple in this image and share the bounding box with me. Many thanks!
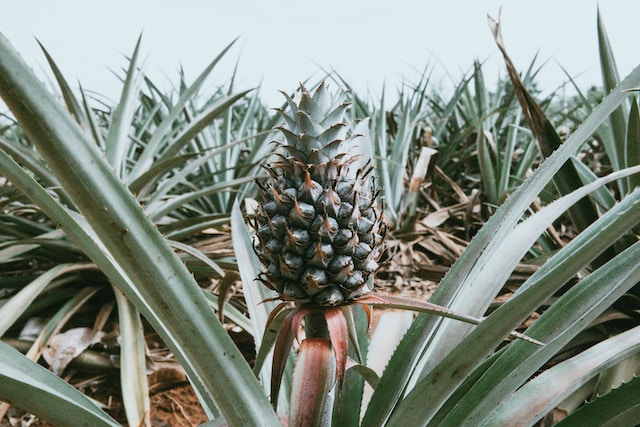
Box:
[253,83,385,306]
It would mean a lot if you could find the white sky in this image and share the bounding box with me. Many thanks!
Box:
[0,1,638,107]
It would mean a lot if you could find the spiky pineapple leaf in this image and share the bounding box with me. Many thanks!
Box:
[168,239,225,277]
[0,341,119,427]
[0,33,280,426]
[426,239,640,426]
[484,325,640,426]
[490,14,602,238]
[153,89,253,163]
[569,157,617,210]
[0,135,73,207]
[36,40,90,133]
[127,38,239,180]
[149,176,256,221]
[384,167,640,426]
[143,134,255,214]
[557,375,640,427]
[113,288,150,427]
[626,96,640,190]
[434,183,640,422]
[363,58,640,427]
[104,33,144,177]
[0,264,96,337]
[128,153,198,196]
[201,289,254,336]
[598,6,628,177]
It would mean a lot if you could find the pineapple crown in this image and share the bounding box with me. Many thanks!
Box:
[276,82,361,165]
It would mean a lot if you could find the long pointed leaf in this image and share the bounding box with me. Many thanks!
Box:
[37,40,90,132]
[626,96,640,189]
[0,33,279,426]
[386,169,640,425]
[435,240,640,426]
[484,325,640,426]
[0,341,119,427]
[104,34,144,176]
[557,375,640,427]
[127,39,238,180]
[432,184,640,422]
[114,288,150,427]
[489,14,602,238]
[598,7,628,176]
[0,263,96,337]
[363,59,640,427]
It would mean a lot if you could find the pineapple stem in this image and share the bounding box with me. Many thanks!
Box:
[305,310,329,339]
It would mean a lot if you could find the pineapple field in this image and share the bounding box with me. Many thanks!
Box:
[2,9,640,427]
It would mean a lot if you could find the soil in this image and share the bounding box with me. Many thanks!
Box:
[12,382,208,427]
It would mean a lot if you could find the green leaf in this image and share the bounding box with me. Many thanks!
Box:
[477,130,498,205]
[202,290,254,336]
[37,40,91,133]
[149,176,255,221]
[557,375,640,427]
[332,366,367,426]
[104,34,144,177]
[0,135,74,208]
[0,341,119,427]
[143,135,253,216]
[231,200,278,354]
[434,239,640,426]
[570,157,616,210]
[0,263,96,337]
[127,38,238,181]
[626,96,640,189]
[490,14,602,239]
[0,32,279,426]
[168,239,225,277]
[128,153,197,196]
[154,89,252,163]
[424,184,640,425]
[114,287,150,427]
[363,60,640,427]
[484,325,640,426]
[384,168,640,426]
[598,7,628,178]
[0,228,65,261]
[0,142,218,419]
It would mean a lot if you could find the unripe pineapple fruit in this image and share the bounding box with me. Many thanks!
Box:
[253,83,385,306]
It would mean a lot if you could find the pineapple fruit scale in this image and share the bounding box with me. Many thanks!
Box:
[253,83,386,306]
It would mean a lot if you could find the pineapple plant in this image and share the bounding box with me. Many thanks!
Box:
[249,83,387,417]
[248,84,523,421]
[252,82,386,306]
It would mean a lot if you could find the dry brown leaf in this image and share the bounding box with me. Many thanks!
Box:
[42,328,105,375]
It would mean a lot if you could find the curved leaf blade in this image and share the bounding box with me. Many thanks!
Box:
[484,325,640,426]
[557,375,640,427]
[0,32,279,426]
[0,341,119,427]
[114,288,150,427]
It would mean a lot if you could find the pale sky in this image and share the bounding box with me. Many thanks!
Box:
[0,1,638,106]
